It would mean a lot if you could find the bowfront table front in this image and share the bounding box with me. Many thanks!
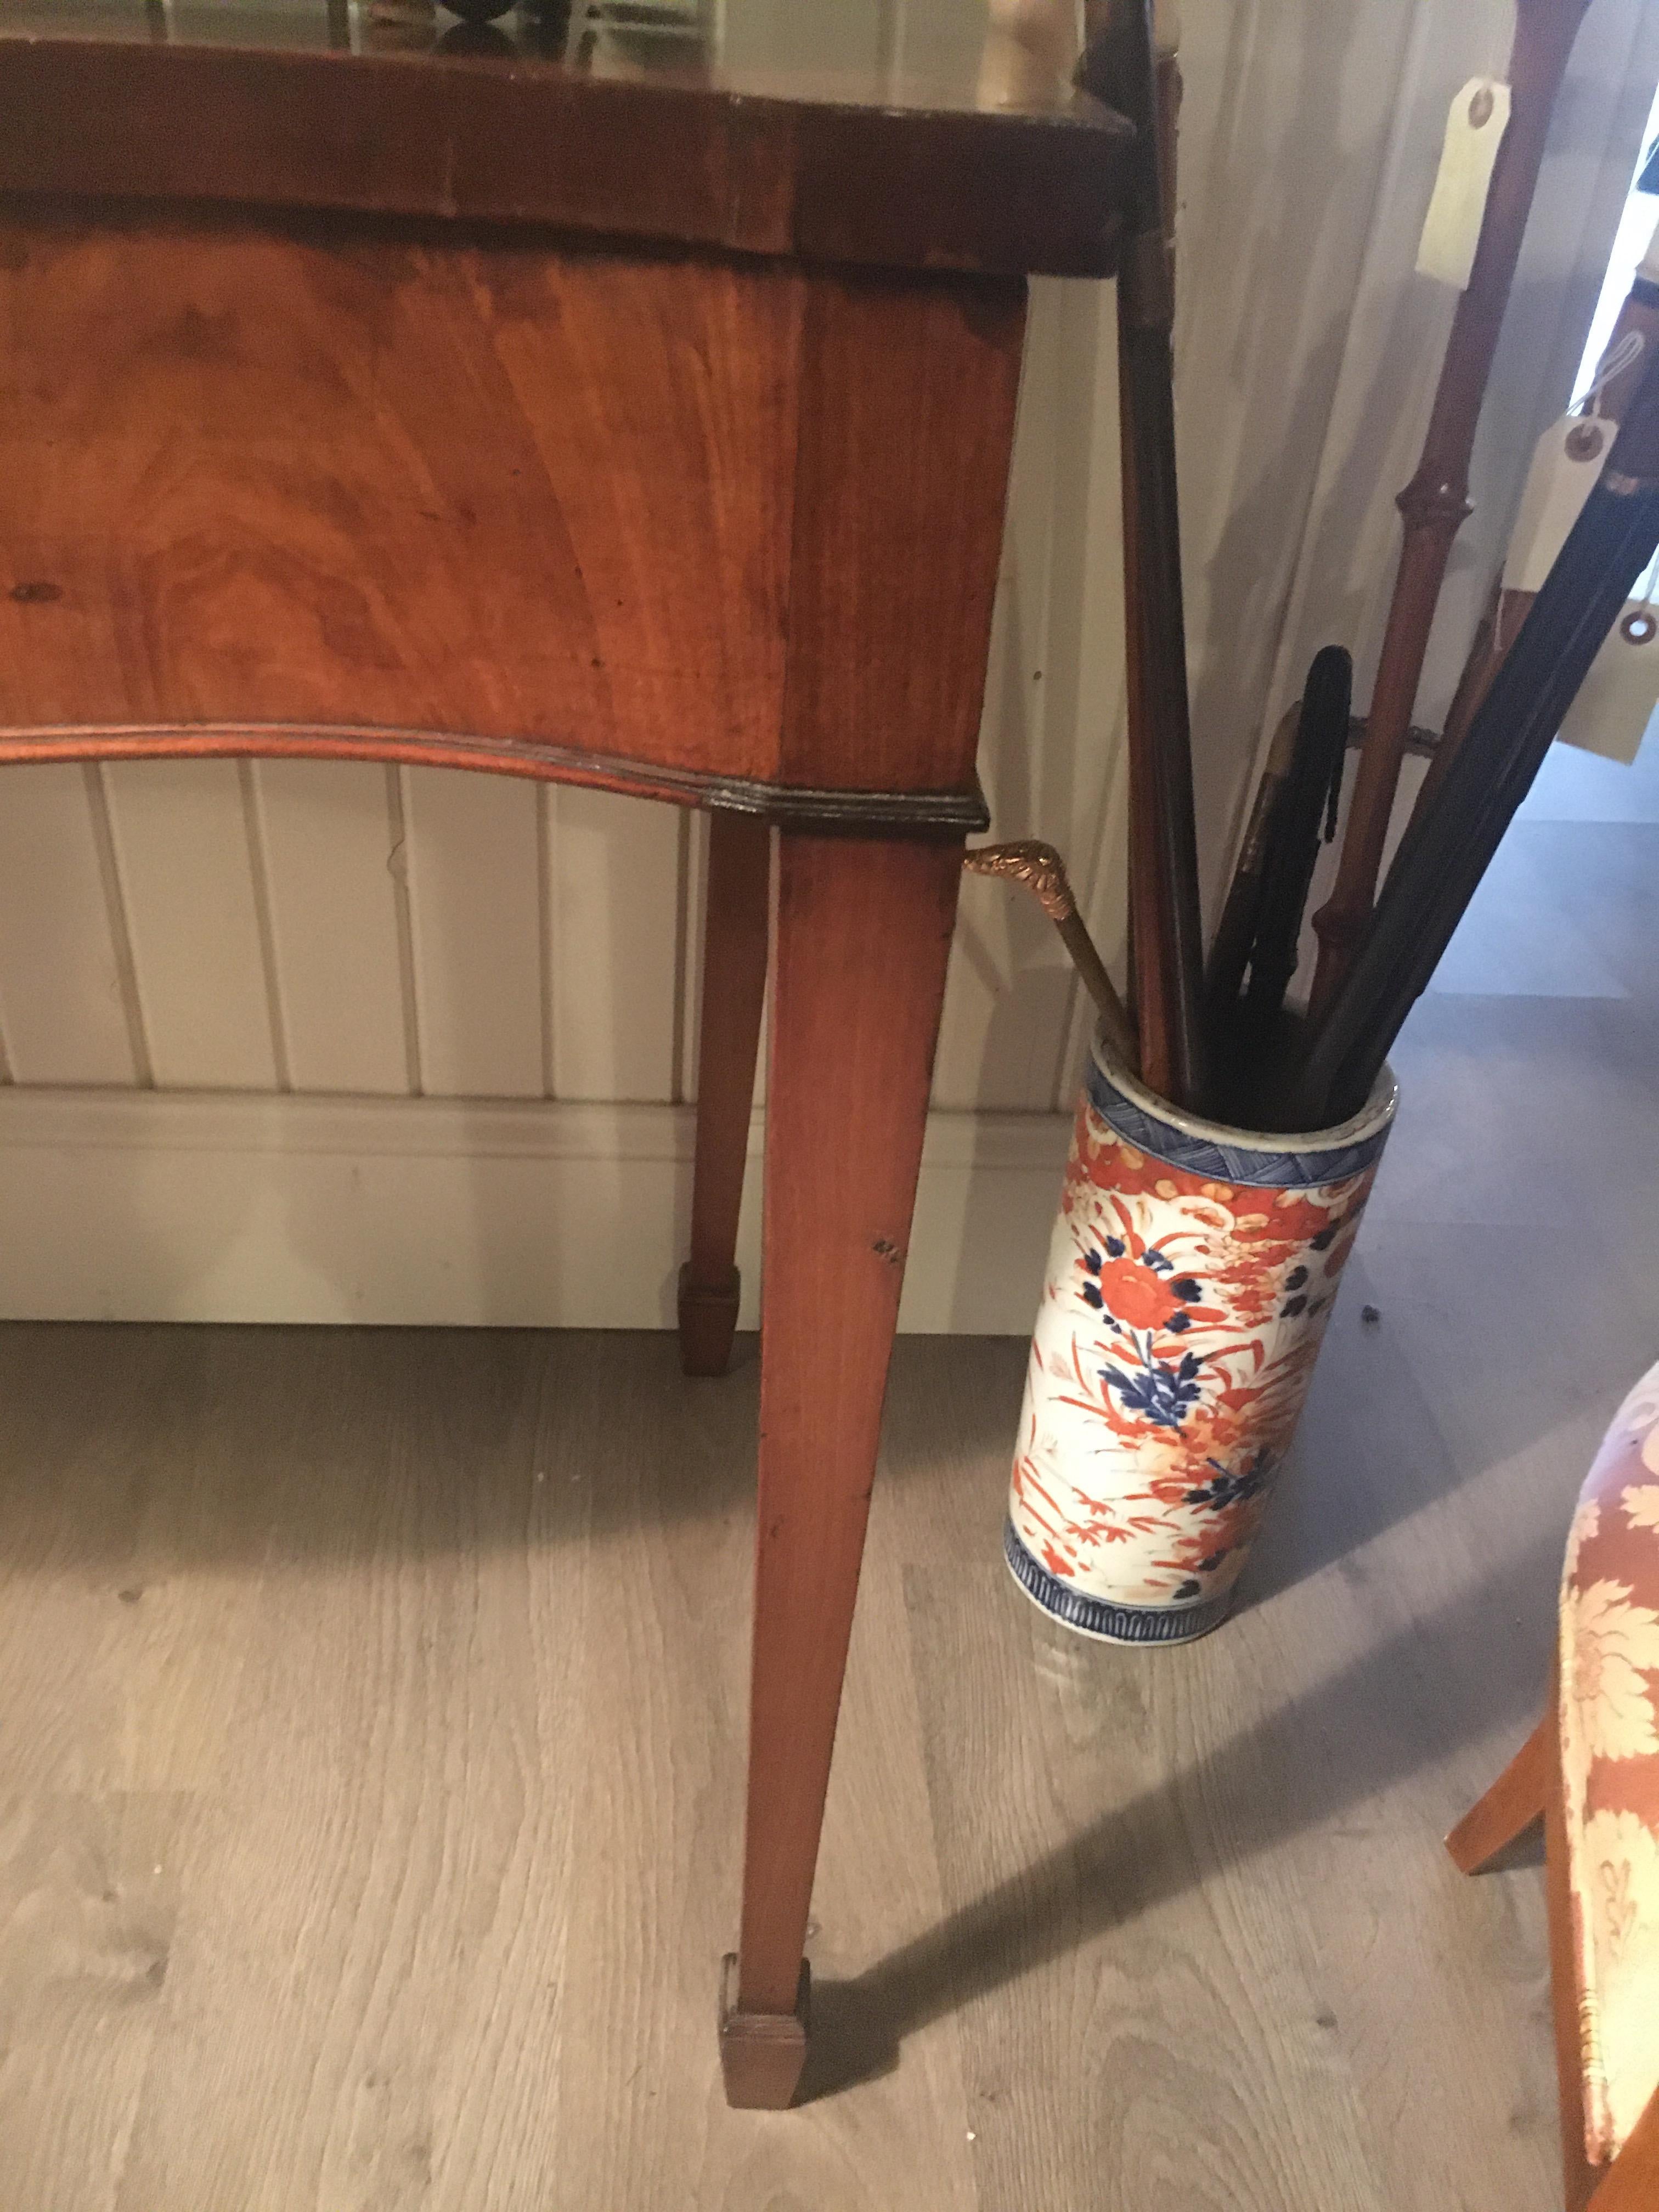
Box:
[0,0,1132,2107]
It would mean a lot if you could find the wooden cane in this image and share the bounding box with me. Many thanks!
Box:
[1307,0,1593,1017]
[1080,0,1206,1111]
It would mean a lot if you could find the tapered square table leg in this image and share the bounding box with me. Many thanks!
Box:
[719,830,961,2109]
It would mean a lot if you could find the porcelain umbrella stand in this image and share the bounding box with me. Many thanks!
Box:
[1005,1027,1398,1645]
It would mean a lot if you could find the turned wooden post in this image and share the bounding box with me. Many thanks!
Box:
[1308,0,1592,1015]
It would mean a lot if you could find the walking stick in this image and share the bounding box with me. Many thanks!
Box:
[1080,0,1206,1111]
[1307,0,1593,1017]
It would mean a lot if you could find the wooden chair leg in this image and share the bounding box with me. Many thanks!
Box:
[1587,2087,1659,2209]
[1445,1711,1549,1873]
[1543,1657,1602,2212]
[719,831,961,2111]
[678,810,770,1377]
[1455,1675,1656,2207]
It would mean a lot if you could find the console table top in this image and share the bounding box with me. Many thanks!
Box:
[0,1,1134,275]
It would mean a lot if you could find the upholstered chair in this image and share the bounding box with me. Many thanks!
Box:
[1448,1365,1659,2210]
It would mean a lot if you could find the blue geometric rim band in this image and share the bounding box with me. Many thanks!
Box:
[1003,1521,1233,1645]
[1083,1057,1392,1190]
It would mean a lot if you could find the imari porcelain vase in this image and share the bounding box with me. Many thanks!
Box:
[1005,1028,1398,1645]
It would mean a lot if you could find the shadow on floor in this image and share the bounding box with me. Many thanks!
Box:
[799,1522,1558,2102]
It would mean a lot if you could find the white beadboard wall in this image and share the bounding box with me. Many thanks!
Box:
[0,272,1125,1337]
[1,0,1654,1332]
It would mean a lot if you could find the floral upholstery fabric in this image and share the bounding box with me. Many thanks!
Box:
[1560,1362,1659,2164]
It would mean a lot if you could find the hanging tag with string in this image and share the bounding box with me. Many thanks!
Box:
[1556,209,1659,759]
[1557,557,1659,765]
[1509,311,1659,763]
[1558,546,1659,763]
[1505,331,1647,596]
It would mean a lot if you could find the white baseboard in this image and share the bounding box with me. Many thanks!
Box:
[0,1089,1071,1334]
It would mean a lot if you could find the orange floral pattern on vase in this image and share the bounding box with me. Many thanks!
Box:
[1005,1034,1396,1644]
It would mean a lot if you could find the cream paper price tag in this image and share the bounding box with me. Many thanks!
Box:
[1504,414,1607,595]
[1559,597,1659,766]
[1503,409,1659,765]
[1417,77,1511,290]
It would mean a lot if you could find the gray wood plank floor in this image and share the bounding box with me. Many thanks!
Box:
[2,732,1656,2209]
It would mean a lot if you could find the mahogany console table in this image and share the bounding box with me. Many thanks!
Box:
[0,0,1131,2108]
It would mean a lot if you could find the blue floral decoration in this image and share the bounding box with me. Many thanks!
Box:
[1101,1348,1204,1429]
[1183,1453,1273,1511]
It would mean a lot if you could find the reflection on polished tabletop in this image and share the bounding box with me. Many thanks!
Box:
[0,0,1133,274]
[6,0,1098,112]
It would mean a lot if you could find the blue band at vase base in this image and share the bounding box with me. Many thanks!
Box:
[1003,1521,1235,1646]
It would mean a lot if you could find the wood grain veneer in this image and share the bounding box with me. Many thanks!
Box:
[0,205,1019,828]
